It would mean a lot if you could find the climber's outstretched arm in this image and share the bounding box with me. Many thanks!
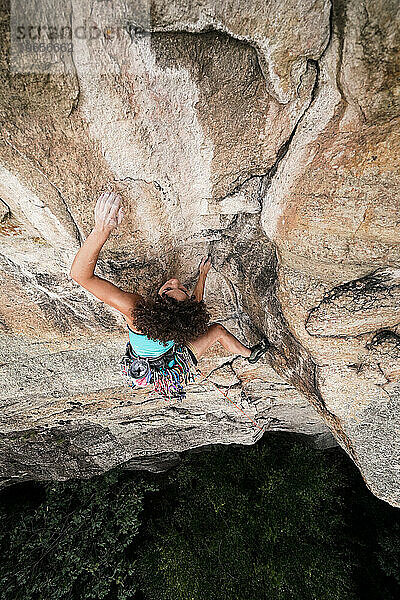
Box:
[70,226,110,282]
[69,191,141,317]
[70,270,142,317]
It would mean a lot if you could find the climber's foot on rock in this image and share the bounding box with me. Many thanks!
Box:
[247,338,271,364]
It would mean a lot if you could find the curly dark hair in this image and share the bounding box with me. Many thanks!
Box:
[130,293,211,345]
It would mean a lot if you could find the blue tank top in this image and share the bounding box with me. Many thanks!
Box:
[127,325,174,357]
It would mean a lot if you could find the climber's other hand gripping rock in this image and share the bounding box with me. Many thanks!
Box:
[199,255,212,277]
[94,191,124,234]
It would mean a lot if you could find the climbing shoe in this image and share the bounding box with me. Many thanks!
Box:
[247,338,271,363]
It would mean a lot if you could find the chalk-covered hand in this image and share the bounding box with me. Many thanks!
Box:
[199,255,212,277]
[94,191,124,234]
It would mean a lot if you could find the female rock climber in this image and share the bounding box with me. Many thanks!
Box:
[69,191,270,401]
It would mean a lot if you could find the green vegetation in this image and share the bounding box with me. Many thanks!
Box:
[0,470,158,599]
[135,437,355,600]
[0,433,399,600]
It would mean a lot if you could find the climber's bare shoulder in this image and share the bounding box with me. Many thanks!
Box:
[71,273,143,322]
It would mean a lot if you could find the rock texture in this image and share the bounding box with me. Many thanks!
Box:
[0,1,399,505]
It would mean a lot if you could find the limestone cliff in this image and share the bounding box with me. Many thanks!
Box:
[0,0,399,506]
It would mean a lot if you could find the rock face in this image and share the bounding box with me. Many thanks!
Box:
[0,1,399,505]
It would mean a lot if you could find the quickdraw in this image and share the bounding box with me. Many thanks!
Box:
[196,368,264,431]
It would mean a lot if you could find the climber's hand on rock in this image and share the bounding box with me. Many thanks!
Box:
[94,191,124,234]
[199,256,212,277]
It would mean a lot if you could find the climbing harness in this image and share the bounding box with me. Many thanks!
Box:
[120,341,198,402]
[120,342,264,430]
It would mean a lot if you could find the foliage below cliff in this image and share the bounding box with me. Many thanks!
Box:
[0,434,399,600]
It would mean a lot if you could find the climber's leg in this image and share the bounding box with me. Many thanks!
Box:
[189,323,252,359]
